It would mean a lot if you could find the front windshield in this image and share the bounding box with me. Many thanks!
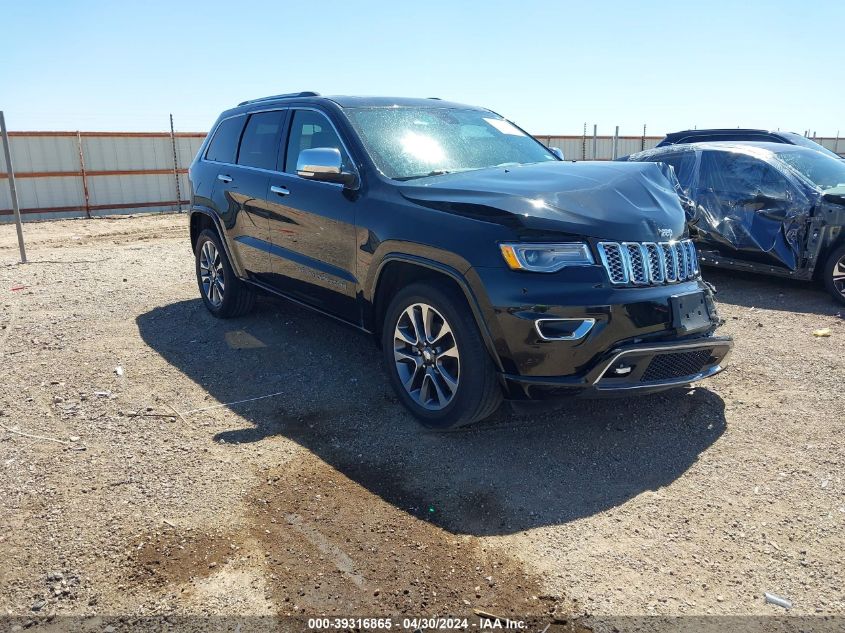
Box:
[780,132,842,160]
[343,107,557,180]
[775,148,845,191]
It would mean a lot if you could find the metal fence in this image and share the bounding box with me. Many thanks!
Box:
[2,129,844,223]
[0,131,205,222]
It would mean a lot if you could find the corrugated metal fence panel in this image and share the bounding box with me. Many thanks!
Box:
[82,136,174,171]
[176,136,206,166]
[4,135,81,173]
[86,173,177,207]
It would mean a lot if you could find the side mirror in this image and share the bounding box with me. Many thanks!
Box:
[296,147,357,187]
[550,147,565,161]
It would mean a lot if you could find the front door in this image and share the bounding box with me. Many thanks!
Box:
[265,108,360,323]
[693,150,809,270]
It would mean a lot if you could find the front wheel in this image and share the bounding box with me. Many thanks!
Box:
[382,281,502,429]
[823,243,845,306]
[195,229,255,318]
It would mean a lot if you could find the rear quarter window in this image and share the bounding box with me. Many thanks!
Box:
[205,116,245,163]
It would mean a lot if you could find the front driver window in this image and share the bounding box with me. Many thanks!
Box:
[284,110,350,174]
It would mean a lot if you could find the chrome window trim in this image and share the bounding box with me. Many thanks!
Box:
[201,105,360,189]
[534,318,596,341]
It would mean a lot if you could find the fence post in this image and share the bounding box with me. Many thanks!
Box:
[836,131,841,156]
[592,124,597,160]
[641,124,646,151]
[170,114,182,213]
[0,111,27,263]
[581,123,586,161]
[612,125,619,160]
[76,131,91,218]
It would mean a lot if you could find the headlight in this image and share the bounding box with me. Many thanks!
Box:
[500,242,594,272]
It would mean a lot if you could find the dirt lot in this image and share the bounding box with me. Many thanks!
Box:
[1,214,843,629]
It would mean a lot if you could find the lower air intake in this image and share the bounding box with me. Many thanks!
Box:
[641,349,714,382]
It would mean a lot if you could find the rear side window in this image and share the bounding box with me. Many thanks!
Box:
[237,110,285,170]
[205,116,245,163]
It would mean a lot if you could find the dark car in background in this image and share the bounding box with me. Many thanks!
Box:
[188,92,732,428]
[657,129,842,160]
[627,142,845,303]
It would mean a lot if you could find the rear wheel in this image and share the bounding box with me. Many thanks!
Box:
[195,229,255,318]
[382,281,502,429]
[823,243,845,305]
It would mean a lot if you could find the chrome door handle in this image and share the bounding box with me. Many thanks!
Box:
[270,185,290,196]
[217,174,233,183]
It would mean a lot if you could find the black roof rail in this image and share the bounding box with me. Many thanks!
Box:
[238,91,320,106]
[427,97,442,100]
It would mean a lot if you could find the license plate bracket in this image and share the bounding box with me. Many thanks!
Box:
[671,291,711,334]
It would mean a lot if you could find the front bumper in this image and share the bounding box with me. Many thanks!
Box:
[500,337,733,399]
[467,265,733,399]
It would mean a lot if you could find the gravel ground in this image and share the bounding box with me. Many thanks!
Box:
[0,214,843,630]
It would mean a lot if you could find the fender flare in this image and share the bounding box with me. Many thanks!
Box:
[371,253,504,372]
[189,207,246,279]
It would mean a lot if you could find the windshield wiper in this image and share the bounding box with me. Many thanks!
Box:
[395,170,451,181]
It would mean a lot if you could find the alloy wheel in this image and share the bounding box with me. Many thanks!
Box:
[199,240,225,307]
[393,303,460,411]
[833,253,845,298]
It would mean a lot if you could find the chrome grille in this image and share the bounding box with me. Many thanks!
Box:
[623,243,648,284]
[598,239,699,286]
[599,242,627,283]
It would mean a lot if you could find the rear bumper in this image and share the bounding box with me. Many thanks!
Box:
[500,337,733,399]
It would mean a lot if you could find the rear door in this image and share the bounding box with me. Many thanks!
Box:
[264,108,360,322]
[207,111,285,281]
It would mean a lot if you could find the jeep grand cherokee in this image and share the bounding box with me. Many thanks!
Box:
[188,92,732,428]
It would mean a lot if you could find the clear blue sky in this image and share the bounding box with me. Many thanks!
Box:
[1,0,842,136]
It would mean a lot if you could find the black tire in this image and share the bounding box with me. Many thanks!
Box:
[195,229,255,318]
[381,281,502,429]
[822,243,845,306]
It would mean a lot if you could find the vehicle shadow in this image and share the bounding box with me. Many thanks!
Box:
[705,267,842,316]
[137,297,727,537]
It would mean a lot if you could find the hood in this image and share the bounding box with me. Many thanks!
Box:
[398,161,688,242]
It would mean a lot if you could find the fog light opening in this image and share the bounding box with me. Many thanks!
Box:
[535,318,596,341]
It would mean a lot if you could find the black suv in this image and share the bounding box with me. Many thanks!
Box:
[188,92,732,428]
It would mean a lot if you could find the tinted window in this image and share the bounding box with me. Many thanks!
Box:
[697,151,765,194]
[237,110,285,170]
[285,110,349,174]
[775,148,845,190]
[205,116,245,163]
[647,152,696,191]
